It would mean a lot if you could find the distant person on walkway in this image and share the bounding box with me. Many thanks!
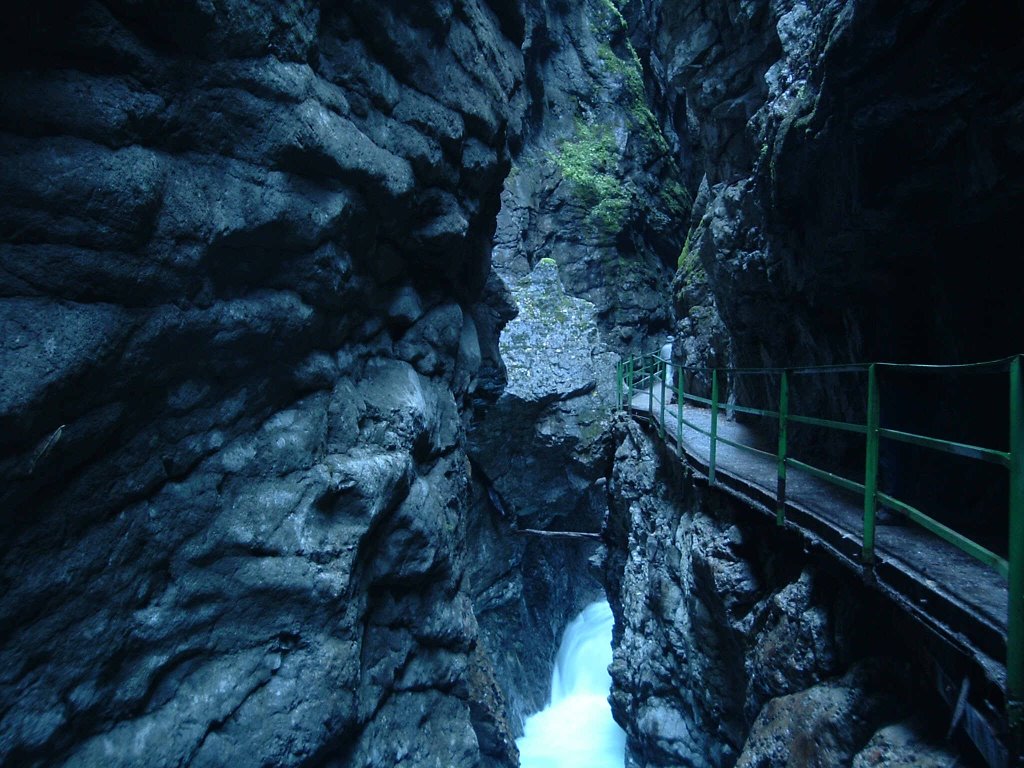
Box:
[661,335,675,402]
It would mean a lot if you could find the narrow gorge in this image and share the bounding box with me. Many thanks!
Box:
[1,1,1021,767]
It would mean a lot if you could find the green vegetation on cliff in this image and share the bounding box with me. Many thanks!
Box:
[550,121,633,235]
[677,230,705,282]
[594,35,691,224]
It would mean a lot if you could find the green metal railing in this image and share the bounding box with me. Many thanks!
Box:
[616,352,1024,741]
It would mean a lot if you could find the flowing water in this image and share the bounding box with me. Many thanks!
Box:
[517,601,626,768]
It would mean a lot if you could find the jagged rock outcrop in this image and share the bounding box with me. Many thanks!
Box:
[624,0,1024,622]
[466,257,614,727]
[602,417,963,767]
[469,0,691,540]
[495,0,687,349]
[471,259,614,530]
[0,1,526,765]
[464,0,690,733]
[3,0,1016,766]
[639,0,1024,371]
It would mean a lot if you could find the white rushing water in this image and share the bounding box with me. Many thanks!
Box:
[517,601,626,768]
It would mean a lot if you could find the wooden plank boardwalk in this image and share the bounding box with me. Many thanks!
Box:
[628,388,1010,691]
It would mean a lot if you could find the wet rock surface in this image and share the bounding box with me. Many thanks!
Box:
[2,0,1019,766]
[464,0,687,735]
[0,1,525,765]
[602,418,967,768]
[640,0,1024,372]
[632,0,1024,533]
[470,259,614,532]
[736,660,907,768]
[851,719,961,768]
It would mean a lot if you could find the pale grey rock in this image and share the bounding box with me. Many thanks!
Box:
[851,719,961,768]
[736,660,906,768]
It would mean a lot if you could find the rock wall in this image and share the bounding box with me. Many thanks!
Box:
[464,0,690,731]
[625,0,1024,600]
[3,0,1017,766]
[639,0,1024,372]
[0,1,690,761]
[470,0,690,534]
[0,2,527,765]
[603,417,962,767]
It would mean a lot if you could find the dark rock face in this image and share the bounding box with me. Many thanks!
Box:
[464,0,690,732]
[469,0,690,535]
[640,0,1024,372]
[0,1,526,765]
[3,0,1015,765]
[494,0,686,350]
[602,418,963,767]
[618,0,1024,700]
[465,259,612,723]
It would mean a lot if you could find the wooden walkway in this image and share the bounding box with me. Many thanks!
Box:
[629,389,1010,702]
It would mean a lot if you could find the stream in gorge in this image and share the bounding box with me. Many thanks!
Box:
[516,601,626,768]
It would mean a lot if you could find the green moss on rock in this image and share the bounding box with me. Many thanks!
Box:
[549,121,633,235]
[677,230,706,282]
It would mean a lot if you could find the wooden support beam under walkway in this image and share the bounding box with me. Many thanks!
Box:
[516,528,603,542]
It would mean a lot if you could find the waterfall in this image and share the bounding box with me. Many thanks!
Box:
[517,601,626,768]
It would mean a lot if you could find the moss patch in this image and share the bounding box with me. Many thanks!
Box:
[594,32,693,227]
[677,230,706,281]
[591,0,628,36]
[550,121,633,235]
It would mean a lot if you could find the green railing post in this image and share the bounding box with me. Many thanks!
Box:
[677,368,684,447]
[1009,354,1023,746]
[659,357,666,439]
[863,363,880,567]
[777,370,789,525]
[710,368,719,486]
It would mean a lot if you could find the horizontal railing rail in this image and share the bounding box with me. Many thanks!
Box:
[616,351,1023,742]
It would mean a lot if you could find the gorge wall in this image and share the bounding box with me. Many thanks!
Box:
[636,0,1024,527]
[603,417,964,767]
[0,0,684,763]
[600,0,1023,765]
[640,0,1024,372]
[465,0,687,730]
[1,0,1021,766]
[0,2,529,765]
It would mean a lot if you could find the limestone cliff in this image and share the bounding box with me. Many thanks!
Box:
[598,1,1024,764]
[464,0,689,730]
[638,0,1024,371]
[604,418,963,767]
[0,2,525,765]
[1,0,1020,766]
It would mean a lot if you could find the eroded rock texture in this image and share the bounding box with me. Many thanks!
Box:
[0,1,526,765]
[632,0,1024,529]
[640,0,1024,370]
[3,0,1018,765]
[603,418,962,767]
[464,0,689,730]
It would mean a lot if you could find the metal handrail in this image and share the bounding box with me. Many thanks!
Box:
[616,351,1024,740]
